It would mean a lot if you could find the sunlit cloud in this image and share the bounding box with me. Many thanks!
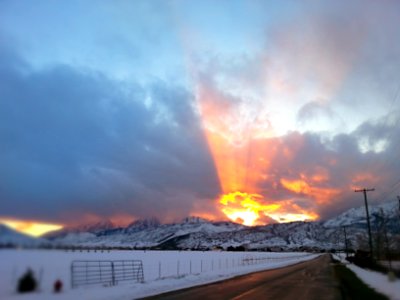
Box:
[196,81,325,224]
[0,218,63,237]
[280,178,341,205]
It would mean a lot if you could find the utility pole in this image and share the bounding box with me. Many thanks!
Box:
[397,196,400,222]
[380,208,392,271]
[397,196,400,212]
[343,226,349,258]
[355,188,375,258]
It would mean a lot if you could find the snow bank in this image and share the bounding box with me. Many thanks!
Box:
[0,249,318,300]
[346,264,400,300]
[333,253,400,300]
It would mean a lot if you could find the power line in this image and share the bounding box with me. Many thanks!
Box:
[375,178,400,203]
[376,82,400,172]
[353,83,400,211]
[388,83,400,113]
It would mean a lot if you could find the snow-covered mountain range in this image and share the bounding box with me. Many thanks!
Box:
[2,200,400,251]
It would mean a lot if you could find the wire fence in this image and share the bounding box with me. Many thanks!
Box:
[152,253,313,279]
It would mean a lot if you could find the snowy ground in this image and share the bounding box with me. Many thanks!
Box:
[0,249,318,300]
[333,254,400,300]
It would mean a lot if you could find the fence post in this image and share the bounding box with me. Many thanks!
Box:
[212,260,214,271]
[158,262,161,279]
[99,261,102,282]
[111,262,115,286]
[177,260,180,277]
[70,263,74,289]
[201,260,203,273]
[190,261,192,274]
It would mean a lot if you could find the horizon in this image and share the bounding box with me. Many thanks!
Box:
[1,0,400,237]
[3,197,398,238]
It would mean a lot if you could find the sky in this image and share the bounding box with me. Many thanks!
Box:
[1,0,400,235]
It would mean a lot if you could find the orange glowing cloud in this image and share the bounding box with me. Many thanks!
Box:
[280,177,341,205]
[281,178,312,194]
[351,172,379,186]
[0,218,63,237]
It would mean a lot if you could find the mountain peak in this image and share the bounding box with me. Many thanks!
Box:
[57,219,116,235]
[181,216,210,224]
[127,217,161,229]
[324,199,398,228]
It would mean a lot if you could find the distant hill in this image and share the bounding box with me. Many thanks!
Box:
[0,224,50,248]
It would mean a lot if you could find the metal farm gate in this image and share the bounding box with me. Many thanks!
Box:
[71,260,144,288]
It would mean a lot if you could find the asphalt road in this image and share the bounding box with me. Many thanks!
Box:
[141,254,342,300]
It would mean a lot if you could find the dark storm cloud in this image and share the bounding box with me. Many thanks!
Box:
[0,44,220,224]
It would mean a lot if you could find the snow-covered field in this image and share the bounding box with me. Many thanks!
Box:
[0,249,318,300]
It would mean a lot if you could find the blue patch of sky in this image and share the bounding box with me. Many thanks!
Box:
[0,0,303,84]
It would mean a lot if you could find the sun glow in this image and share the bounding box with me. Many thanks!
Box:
[0,219,63,237]
[219,192,280,226]
[219,191,317,226]
[197,84,323,226]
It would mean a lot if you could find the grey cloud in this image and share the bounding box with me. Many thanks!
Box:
[296,101,336,125]
[0,46,220,224]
